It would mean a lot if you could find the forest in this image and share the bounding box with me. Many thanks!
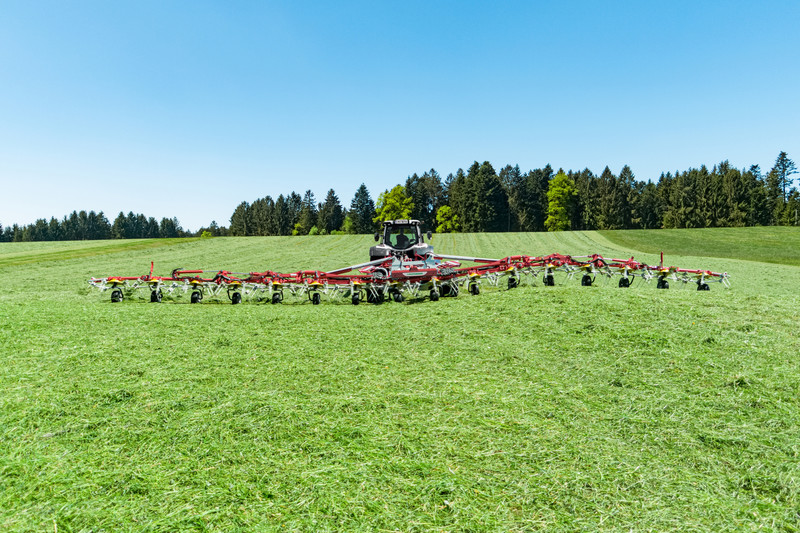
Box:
[1,151,796,242]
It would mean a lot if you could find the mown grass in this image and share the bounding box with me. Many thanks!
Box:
[1,230,799,531]
[600,226,800,267]
[0,238,199,268]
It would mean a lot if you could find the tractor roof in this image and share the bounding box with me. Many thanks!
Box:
[381,219,421,226]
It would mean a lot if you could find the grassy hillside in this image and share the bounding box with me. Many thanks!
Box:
[1,231,798,531]
[600,226,800,266]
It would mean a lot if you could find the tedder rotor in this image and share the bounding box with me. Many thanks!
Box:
[89,219,730,305]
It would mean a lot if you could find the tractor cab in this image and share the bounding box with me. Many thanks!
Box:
[370,219,433,261]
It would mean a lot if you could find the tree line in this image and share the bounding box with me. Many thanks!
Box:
[2,151,796,242]
[225,151,798,236]
[0,211,196,242]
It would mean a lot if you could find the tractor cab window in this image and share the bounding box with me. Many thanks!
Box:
[387,225,418,249]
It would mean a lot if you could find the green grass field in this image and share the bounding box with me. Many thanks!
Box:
[1,229,799,531]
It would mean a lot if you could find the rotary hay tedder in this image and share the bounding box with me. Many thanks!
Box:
[89,220,731,305]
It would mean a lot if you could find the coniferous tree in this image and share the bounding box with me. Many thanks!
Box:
[596,167,619,229]
[474,162,508,232]
[452,163,480,231]
[317,189,344,234]
[784,190,800,226]
[405,170,444,226]
[46,217,61,240]
[349,184,376,234]
[111,212,127,239]
[744,165,769,226]
[159,217,181,238]
[287,192,303,230]
[636,182,661,229]
[570,169,597,230]
[765,168,783,225]
[446,168,467,227]
[293,190,318,235]
[772,151,797,203]
[617,165,635,229]
[499,165,523,231]
[513,166,551,232]
[229,202,249,236]
[272,195,290,236]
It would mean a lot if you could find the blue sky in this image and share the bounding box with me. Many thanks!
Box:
[1,1,798,231]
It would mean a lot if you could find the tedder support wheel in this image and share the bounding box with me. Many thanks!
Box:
[311,292,321,305]
[544,275,555,286]
[231,292,242,305]
[618,278,630,288]
[392,291,404,303]
[272,292,283,304]
[469,283,480,296]
[351,292,360,305]
[657,278,669,289]
[697,283,710,291]
[581,274,593,286]
[430,290,440,301]
[111,289,123,303]
[190,291,202,303]
[151,290,162,303]
[508,277,518,289]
